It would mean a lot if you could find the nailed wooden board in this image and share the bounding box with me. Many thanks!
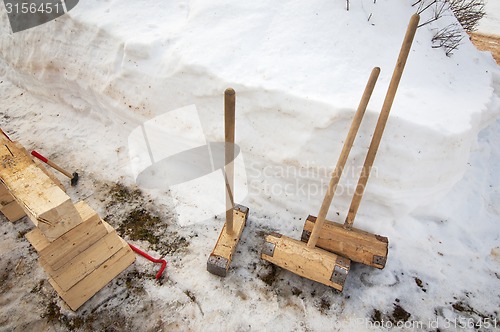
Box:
[33,159,66,192]
[26,201,107,270]
[41,222,123,291]
[1,200,26,222]
[7,142,65,191]
[261,233,350,291]
[0,140,82,241]
[25,227,50,252]
[207,206,249,277]
[49,239,135,311]
[0,181,14,207]
[302,215,388,269]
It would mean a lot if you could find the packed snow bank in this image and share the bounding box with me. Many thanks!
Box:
[478,0,500,34]
[0,0,498,227]
[1,1,499,330]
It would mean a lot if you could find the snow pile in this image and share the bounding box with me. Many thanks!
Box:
[0,0,498,225]
[0,0,499,330]
[478,0,500,33]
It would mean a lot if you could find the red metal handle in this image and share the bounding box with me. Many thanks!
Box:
[129,244,167,280]
[31,150,48,163]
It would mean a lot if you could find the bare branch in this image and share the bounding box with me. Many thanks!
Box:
[414,0,485,54]
[432,24,465,56]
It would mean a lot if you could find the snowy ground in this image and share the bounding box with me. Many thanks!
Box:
[0,0,499,331]
[478,0,500,34]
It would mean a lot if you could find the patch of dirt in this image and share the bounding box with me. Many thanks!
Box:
[469,32,500,65]
[124,270,148,295]
[118,208,162,246]
[415,277,427,292]
[452,301,488,319]
[101,181,189,256]
[0,261,13,293]
[319,297,331,315]
[36,265,162,331]
[41,299,92,331]
[370,301,412,325]
[184,290,204,316]
[432,295,499,330]
[291,287,302,297]
[30,280,44,294]
[370,308,383,323]
[391,304,411,323]
[258,263,279,286]
[184,289,197,303]
[107,182,143,205]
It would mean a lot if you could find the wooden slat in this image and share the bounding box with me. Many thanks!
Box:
[40,202,107,270]
[0,141,82,241]
[25,201,101,252]
[26,201,108,270]
[0,200,26,222]
[41,221,123,291]
[302,215,388,269]
[25,227,50,252]
[207,206,248,277]
[49,239,135,311]
[6,142,65,191]
[261,233,350,291]
[0,182,14,207]
[33,159,66,192]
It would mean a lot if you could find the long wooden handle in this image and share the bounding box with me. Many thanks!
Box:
[31,150,74,179]
[344,14,420,229]
[307,67,381,248]
[224,88,236,234]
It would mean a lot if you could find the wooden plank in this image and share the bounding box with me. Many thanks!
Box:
[207,205,248,277]
[35,201,107,271]
[0,200,26,222]
[0,141,82,241]
[261,233,350,291]
[25,227,50,252]
[0,145,18,223]
[49,239,135,311]
[41,222,123,291]
[301,215,388,269]
[25,201,102,252]
[73,201,100,224]
[0,135,10,148]
[9,142,65,191]
[0,182,14,207]
[33,159,66,192]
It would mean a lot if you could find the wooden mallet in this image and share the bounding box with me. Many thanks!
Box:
[31,150,79,186]
[301,14,420,269]
[207,88,249,277]
[261,67,381,290]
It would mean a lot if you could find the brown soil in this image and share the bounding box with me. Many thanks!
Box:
[469,32,500,65]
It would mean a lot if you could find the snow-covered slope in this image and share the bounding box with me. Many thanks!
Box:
[0,0,499,331]
[478,0,500,34]
[0,0,498,222]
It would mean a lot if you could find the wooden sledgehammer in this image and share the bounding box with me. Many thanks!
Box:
[301,14,420,269]
[261,67,381,290]
[207,88,249,277]
[31,150,79,186]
